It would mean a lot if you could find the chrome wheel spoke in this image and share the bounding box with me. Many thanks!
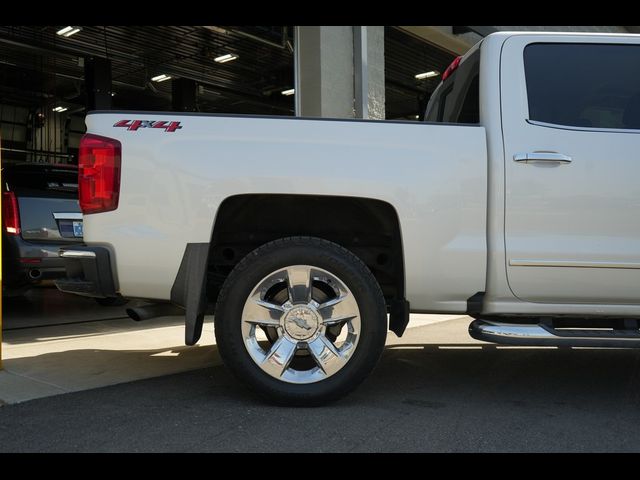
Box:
[322,314,357,326]
[318,293,359,324]
[254,299,285,314]
[244,317,281,327]
[261,337,298,377]
[243,297,284,326]
[241,264,361,384]
[286,266,312,303]
[308,336,347,376]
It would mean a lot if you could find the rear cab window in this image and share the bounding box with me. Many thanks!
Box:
[5,165,78,198]
[524,43,640,130]
[424,46,481,124]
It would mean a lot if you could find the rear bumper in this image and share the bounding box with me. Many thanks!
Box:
[2,235,82,289]
[54,246,118,298]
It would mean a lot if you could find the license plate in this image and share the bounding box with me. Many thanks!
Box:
[72,221,83,237]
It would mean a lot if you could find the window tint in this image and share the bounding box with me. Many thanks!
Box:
[5,165,78,195]
[457,75,479,123]
[424,47,480,124]
[524,43,640,130]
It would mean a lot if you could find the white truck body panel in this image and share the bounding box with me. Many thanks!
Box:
[84,114,488,311]
[79,31,640,319]
[502,34,640,305]
[481,32,640,317]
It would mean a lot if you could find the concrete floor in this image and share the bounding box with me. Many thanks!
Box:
[0,287,458,404]
[3,288,640,452]
[2,316,640,452]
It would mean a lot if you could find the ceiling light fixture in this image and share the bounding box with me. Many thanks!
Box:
[214,53,239,64]
[57,26,81,38]
[151,74,172,82]
[52,106,68,112]
[281,88,295,96]
[415,71,439,80]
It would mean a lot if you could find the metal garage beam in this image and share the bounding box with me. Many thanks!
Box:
[466,26,498,37]
[84,57,112,111]
[172,78,197,112]
[0,33,291,114]
[397,26,474,55]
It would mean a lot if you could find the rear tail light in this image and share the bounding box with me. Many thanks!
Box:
[442,55,462,82]
[19,258,41,264]
[3,191,21,235]
[78,133,122,214]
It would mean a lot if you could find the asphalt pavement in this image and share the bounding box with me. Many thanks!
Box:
[2,318,640,452]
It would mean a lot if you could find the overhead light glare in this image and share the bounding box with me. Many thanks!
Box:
[415,71,439,80]
[52,106,68,112]
[281,88,295,96]
[151,74,172,82]
[57,26,81,37]
[214,53,239,63]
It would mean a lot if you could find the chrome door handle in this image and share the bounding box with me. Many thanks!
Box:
[513,152,572,164]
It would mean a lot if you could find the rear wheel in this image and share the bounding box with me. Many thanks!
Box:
[214,236,387,406]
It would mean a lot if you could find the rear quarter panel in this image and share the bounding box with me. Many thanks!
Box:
[84,113,487,312]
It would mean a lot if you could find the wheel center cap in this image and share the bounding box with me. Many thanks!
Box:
[283,306,320,341]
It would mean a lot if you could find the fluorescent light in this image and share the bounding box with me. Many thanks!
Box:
[151,74,172,82]
[214,53,239,63]
[52,106,68,112]
[57,26,81,37]
[415,71,439,80]
[281,88,295,96]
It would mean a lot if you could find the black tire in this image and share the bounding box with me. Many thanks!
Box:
[94,296,129,307]
[214,236,387,406]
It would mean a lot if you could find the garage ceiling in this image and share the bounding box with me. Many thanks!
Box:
[0,25,455,120]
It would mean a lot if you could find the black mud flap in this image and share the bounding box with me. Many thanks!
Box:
[170,243,210,346]
[389,299,410,337]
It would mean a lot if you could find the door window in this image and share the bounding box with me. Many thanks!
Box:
[524,43,640,130]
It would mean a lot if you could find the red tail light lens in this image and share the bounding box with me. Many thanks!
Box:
[3,191,21,235]
[78,134,122,214]
[442,55,462,82]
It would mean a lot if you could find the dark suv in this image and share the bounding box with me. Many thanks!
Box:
[2,162,83,295]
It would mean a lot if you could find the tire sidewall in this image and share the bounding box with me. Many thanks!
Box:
[215,238,387,404]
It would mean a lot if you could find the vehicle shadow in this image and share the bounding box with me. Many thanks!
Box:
[4,342,640,452]
[5,340,640,407]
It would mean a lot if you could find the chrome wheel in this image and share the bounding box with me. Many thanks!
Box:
[241,265,361,384]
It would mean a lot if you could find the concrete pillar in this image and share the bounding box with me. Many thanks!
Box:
[296,26,385,119]
[172,78,197,112]
[364,26,385,120]
[84,57,112,111]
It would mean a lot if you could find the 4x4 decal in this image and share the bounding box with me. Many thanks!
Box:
[114,120,182,132]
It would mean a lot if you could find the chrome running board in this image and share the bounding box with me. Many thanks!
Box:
[469,319,640,348]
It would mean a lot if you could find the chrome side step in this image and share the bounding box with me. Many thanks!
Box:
[469,319,640,348]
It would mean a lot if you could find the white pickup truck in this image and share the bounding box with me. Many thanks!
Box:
[56,32,640,405]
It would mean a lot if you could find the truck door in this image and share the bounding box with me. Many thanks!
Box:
[501,35,640,304]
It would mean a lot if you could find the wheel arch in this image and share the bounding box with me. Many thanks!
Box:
[209,193,406,303]
[172,193,409,346]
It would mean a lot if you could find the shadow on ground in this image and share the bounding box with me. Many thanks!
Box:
[2,342,640,452]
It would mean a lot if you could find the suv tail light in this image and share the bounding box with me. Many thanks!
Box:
[78,134,122,214]
[3,191,21,235]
